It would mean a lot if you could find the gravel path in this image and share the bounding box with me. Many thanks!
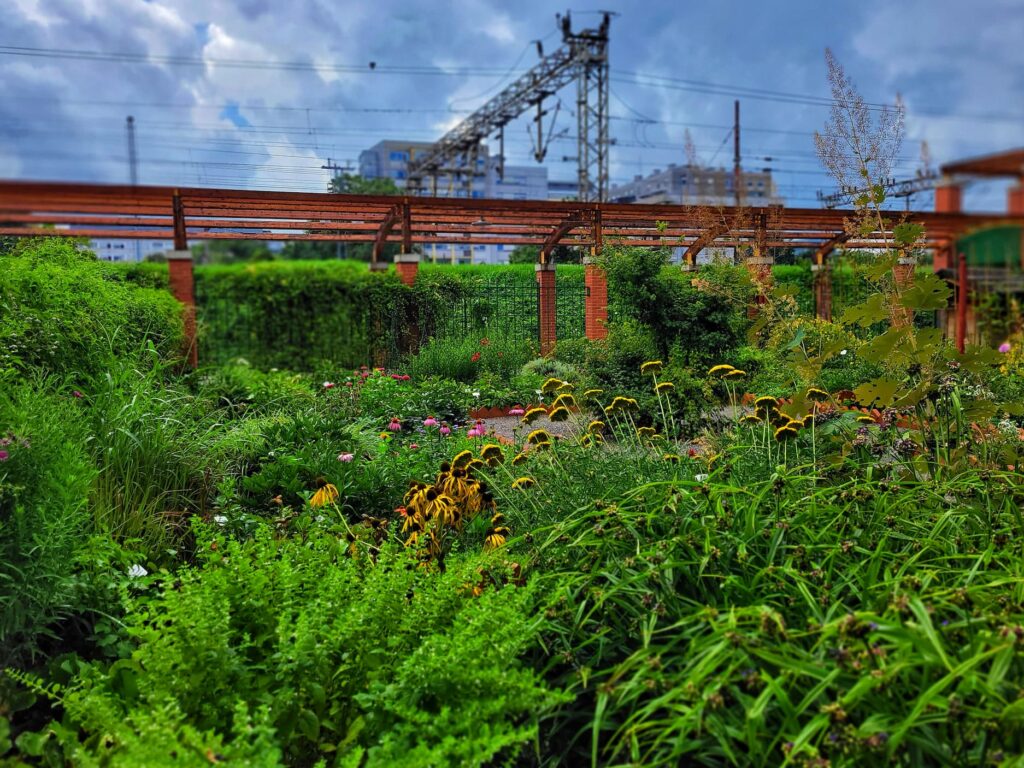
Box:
[480,413,582,443]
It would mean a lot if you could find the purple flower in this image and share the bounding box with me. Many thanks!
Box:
[999,342,1012,353]
[0,450,8,462]
[72,390,83,399]
[337,452,354,462]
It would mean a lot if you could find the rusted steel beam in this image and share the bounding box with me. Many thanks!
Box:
[172,192,187,250]
[372,205,402,266]
[682,225,730,265]
[540,212,588,264]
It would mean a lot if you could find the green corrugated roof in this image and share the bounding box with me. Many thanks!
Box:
[958,225,1022,268]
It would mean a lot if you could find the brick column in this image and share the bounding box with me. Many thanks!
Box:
[583,256,608,340]
[394,252,419,286]
[933,181,962,271]
[812,261,832,321]
[1010,185,1024,270]
[167,250,198,368]
[745,255,774,317]
[891,256,917,328]
[536,261,557,355]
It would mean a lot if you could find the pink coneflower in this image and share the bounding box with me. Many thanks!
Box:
[439,424,451,436]
[471,352,481,363]
[387,418,402,432]
[409,443,420,450]
[345,381,353,387]
[72,390,83,399]
[0,450,8,462]
[401,374,410,381]
[467,426,483,438]
[323,381,335,389]
[423,416,438,427]
[999,342,1012,353]
[509,405,525,416]
[337,452,354,462]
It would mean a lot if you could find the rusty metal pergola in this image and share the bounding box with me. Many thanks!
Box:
[1,180,1019,265]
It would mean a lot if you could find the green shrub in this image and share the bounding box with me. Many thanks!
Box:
[602,247,752,366]
[0,374,97,666]
[0,239,183,377]
[26,526,561,766]
[405,333,537,383]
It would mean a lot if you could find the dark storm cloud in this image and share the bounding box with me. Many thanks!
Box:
[2,0,1020,208]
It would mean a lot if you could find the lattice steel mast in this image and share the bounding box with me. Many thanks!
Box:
[406,11,611,202]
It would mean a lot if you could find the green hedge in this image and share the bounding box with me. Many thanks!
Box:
[0,239,184,377]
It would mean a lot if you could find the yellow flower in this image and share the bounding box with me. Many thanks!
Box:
[552,393,576,409]
[452,450,474,469]
[856,414,876,424]
[604,404,617,416]
[636,426,657,438]
[774,424,799,441]
[511,476,536,490]
[724,369,746,379]
[480,444,503,462]
[466,458,486,472]
[655,381,675,394]
[583,389,604,400]
[379,432,389,439]
[557,381,574,392]
[310,483,339,508]
[754,396,778,409]
[802,414,816,428]
[708,364,736,377]
[541,377,565,394]
[740,413,761,425]
[663,453,680,463]
[484,514,510,551]
[578,433,595,447]
[523,406,547,425]
[806,387,829,402]
[588,420,605,433]
[527,428,554,445]
[549,406,570,422]
[609,396,638,412]
[511,452,529,466]
[640,360,664,375]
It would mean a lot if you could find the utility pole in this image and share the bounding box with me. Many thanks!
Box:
[321,157,354,258]
[321,157,354,192]
[733,100,741,207]
[126,116,140,261]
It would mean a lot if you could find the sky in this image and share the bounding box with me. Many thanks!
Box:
[2,0,1022,211]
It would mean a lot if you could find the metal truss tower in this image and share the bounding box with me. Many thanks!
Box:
[406,11,611,202]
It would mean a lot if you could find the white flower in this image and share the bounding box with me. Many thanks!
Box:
[472,390,480,399]
[840,349,848,356]
[213,515,228,525]
[695,473,709,482]
[127,564,148,579]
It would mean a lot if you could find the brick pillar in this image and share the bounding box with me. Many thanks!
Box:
[1011,185,1024,270]
[583,256,608,340]
[394,252,419,286]
[812,261,832,321]
[536,261,557,355]
[891,256,917,328]
[745,255,774,317]
[167,250,198,368]
[933,182,962,272]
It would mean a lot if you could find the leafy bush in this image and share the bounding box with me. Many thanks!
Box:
[22,526,561,766]
[406,333,537,383]
[0,239,183,376]
[0,375,97,666]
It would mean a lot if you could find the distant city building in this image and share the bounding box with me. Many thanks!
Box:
[358,139,569,263]
[610,163,783,207]
[84,235,172,262]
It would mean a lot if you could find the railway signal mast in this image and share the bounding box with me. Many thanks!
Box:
[406,11,611,202]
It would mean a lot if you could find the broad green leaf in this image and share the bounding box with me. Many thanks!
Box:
[893,222,925,247]
[899,272,952,310]
[963,401,997,421]
[862,254,899,281]
[854,377,901,408]
[841,294,888,328]
[861,327,909,365]
[956,345,1002,374]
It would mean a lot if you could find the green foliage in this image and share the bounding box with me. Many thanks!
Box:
[406,334,537,383]
[194,260,412,369]
[0,375,97,666]
[601,247,752,365]
[29,526,560,766]
[0,239,184,376]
